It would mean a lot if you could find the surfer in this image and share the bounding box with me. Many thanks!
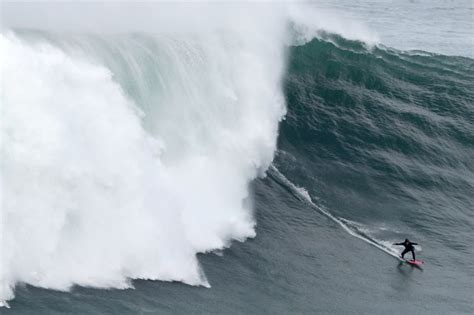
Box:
[393,239,418,260]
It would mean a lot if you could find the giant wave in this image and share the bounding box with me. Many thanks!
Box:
[5,1,459,308]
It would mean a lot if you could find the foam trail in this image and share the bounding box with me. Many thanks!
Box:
[268,165,403,261]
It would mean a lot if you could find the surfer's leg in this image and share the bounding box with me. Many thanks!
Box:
[401,248,409,258]
[411,250,415,260]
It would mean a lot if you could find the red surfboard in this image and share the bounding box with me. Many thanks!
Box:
[405,259,424,266]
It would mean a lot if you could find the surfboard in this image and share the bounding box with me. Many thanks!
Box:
[405,259,424,266]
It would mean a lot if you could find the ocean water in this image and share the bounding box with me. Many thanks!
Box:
[308,0,474,58]
[1,1,473,314]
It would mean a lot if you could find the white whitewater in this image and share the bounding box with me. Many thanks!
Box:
[0,7,288,304]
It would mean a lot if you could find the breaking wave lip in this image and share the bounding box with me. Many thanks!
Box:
[267,165,404,261]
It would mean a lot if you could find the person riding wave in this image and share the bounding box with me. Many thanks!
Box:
[393,239,418,260]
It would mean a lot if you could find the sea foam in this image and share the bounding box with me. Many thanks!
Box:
[0,5,288,302]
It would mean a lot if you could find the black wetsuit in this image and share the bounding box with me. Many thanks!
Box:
[394,240,417,260]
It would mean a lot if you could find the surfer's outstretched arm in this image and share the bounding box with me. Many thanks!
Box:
[393,242,402,245]
[411,242,418,245]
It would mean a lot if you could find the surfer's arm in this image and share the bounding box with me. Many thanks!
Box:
[393,242,402,245]
[411,242,418,245]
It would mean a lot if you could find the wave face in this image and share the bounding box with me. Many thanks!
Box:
[0,10,287,303]
[277,35,474,267]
